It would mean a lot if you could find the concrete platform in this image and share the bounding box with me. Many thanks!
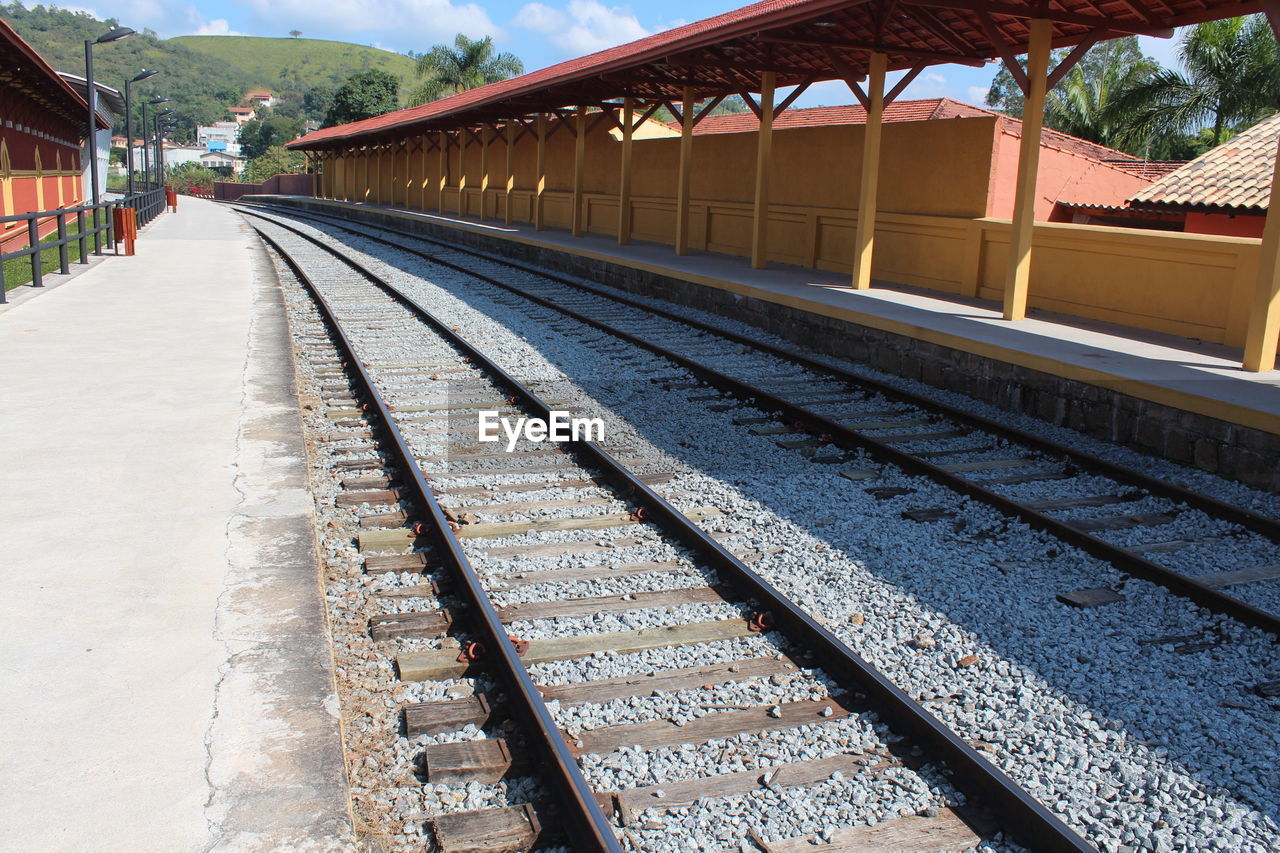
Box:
[0,198,352,851]
[255,196,1280,490]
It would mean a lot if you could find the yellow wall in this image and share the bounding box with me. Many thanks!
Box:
[317,115,1263,348]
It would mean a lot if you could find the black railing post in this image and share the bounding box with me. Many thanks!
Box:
[28,218,43,288]
[57,212,70,274]
[77,210,88,263]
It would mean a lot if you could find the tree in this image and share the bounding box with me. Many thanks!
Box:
[238,113,304,160]
[1041,40,1160,148]
[409,34,522,106]
[167,162,217,194]
[1107,15,1280,150]
[245,145,305,182]
[289,29,302,38]
[324,69,400,127]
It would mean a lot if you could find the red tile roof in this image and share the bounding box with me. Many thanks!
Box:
[685,98,994,134]
[289,0,1256,151]
[1129,112,1280,213]
[681,99,1152,169]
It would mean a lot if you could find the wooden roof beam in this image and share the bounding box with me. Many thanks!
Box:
[906,0,1175,36]
[760,34,987,67]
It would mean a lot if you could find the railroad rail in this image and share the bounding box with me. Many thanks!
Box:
[246,212,1096,852]
[235,201,1280,637]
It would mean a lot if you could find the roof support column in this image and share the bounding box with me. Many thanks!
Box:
[675,85,695,255]
[480,125,491,221]
[420,136,428,210]
[505,120,516,226]
[437,132,447,213]
[362,149,370,202]
[535,112,548,231]
[1243,137,1280,371]
[458,132,468,217]
[572,105,587,237]
[852,53,887,289]
[375,147,384,204]
[751,72,776,270]
[618,97,634,246]
[1003,19,1051,321]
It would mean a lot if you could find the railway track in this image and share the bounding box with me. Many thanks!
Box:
[237,200,1280,636]
[250,214,1097,852]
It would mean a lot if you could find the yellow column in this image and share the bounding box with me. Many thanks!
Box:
[437,132,447,213]
[675,86,695,255]
[535,112,548,231]
[618,97,635,245]
[852,53,887,289]
[479,126,490,221]
[458,133,468,217]
[572,106,587,237]
[363,150,371,201]
[505,121,516,226]
[420,136,428,209]
[34,147,44,211]
[751,72,776,270]
[1243,138,1280,371]
[376,148,385,204]
[55,150,65,207]
[1003,19,1052,320]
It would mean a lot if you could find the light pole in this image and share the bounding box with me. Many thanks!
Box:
[124,69,158,197]
[155,108,174,187]
[84,26,134,207]
[145,98,169,189]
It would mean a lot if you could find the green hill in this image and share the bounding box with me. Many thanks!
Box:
[1,4,420,142]
[171,35,419,93]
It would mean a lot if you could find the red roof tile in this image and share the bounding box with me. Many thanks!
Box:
[1129,112,1280,213]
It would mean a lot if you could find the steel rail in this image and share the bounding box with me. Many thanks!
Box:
[248,222,622,853]
[241,207,1097,853]
[237,203,1280,638]
[235,200,1280,543]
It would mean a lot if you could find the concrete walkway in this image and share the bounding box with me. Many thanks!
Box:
[0,198,352,851]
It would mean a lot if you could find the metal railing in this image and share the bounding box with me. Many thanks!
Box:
[119,186,167,227]
[0,201,115,302]
[0,187,170,304]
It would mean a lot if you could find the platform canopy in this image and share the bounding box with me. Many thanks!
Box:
[289,0,1263,150]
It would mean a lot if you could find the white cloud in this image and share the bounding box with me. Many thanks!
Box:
[967,85,990,105]
[238,0,499,46]
[193,18,242,36]
[513,0,649,56]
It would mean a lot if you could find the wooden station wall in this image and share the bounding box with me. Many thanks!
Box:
[318,115,1263,349]
[0,125,84,250]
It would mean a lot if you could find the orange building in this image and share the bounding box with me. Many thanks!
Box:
[0,17,108,250]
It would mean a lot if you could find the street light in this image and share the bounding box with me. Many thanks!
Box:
[144,97,169,189]
[84,24,133,253]
[124,69,158,196]
[154,108,174,187]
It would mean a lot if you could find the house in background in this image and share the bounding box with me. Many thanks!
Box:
[200,149,245,176]
[0,17,107,250]
[246,91,275,108]
[1126,112,1280,238]
[228,106,256,126]
[196,122,243,156]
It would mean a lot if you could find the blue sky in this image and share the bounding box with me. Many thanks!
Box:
[50,0,1186,109]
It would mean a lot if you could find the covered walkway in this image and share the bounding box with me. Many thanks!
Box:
[0,198,351,851]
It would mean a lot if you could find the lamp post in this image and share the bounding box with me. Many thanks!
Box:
[85,25,133,254]
[155,108,174,188]
[145,98,169,189]
[124,69,158,197]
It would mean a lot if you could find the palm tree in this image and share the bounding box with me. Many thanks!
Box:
[1042,40,1160,148]
[410,34,523,106]
[1107,15,1280,150]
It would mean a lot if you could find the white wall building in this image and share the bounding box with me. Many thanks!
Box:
[196,122,243,156]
